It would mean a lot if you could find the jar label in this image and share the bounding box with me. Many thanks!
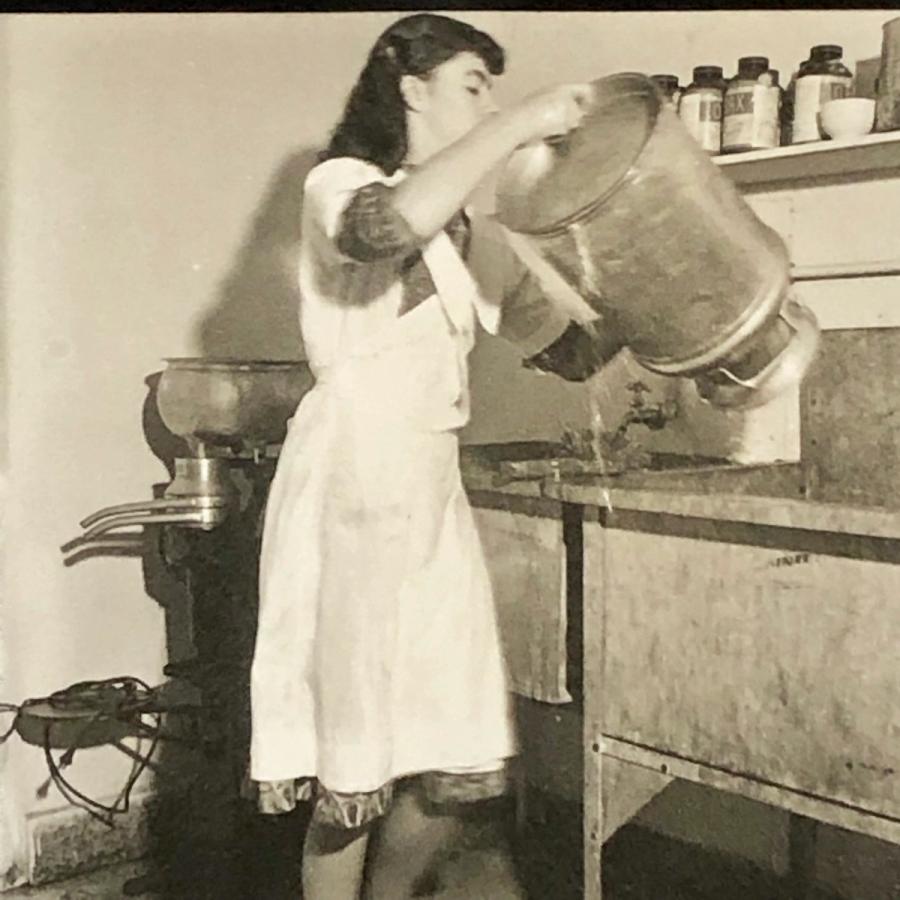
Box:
[724,90,754,116]
[679,93,722,151]
[792,74,852,143]
[699,98,723,122]
[723,84,780,150]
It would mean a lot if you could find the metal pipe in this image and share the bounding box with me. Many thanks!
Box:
[791,260,900,282]
[81,511,218,540]
[80,497,221,529]
[61,536,145,555]
[60,511,218,554]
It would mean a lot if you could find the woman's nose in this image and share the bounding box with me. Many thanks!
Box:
[481,90,500,116]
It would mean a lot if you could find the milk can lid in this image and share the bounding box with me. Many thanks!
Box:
[494,72,655,235]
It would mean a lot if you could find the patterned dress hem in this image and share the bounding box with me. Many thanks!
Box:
[250,766,510,829]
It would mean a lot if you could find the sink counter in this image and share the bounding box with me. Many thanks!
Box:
[461,446,900,540]
[461,443,804,499]
[544,480,900,542]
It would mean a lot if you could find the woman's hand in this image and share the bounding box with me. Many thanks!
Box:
[507,83,595,146]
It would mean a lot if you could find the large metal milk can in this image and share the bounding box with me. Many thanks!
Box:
[495,72,819,408]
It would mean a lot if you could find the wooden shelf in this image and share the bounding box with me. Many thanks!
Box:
[713,130,900,188]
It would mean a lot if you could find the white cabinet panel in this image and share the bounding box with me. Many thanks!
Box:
[771,179,900,269]
[472,506,569,703]
[597,525,900,820]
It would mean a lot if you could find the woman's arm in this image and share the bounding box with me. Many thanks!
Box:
[468,215,622,381]
[336,183,421,263]
[502,268,622,381]
[392,84,592,242]
[327,84,592,265]
[522,317,623,382]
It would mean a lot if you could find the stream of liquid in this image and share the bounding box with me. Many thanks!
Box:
[587,378,611,474]
[583,352,662,477]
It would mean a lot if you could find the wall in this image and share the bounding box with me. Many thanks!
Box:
[0,12,379,885]
[1,16,27,889]
[0,9,896,892]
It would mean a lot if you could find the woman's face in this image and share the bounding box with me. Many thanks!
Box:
[414,51,499,152]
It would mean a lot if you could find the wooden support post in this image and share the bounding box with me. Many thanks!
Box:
[583,515,607,899]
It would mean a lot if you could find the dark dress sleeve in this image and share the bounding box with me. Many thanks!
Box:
[523,320,623,382]
[335,182,421,263]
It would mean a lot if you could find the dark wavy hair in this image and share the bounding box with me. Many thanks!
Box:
[321,14,505,175]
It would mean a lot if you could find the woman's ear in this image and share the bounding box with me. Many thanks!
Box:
[399,74,429,113]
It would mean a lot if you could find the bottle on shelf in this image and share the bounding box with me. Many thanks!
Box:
[722,56,783,153]
[679,65,726,153]
[780,70,794,145]
[650,74,682,109]
[790,44,853,144]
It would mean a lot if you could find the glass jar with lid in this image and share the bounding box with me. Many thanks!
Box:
[722,56,782,152]
[650,74,682,109]
[790,44,853,143]
[779,70,794,144]
[679,65,726,153]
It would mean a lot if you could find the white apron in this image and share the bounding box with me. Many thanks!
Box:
[249,229,516,793]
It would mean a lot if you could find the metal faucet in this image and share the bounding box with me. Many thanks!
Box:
[60,496,230,559]
[60,453,244,562]
[617,381,679,436]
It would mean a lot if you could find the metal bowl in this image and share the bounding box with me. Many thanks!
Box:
[156,358,314,448]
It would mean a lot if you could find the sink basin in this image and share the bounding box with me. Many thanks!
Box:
[642,451,735,472]
[460,441,804,500]
[460,441,569,465]
[461,441,732,483]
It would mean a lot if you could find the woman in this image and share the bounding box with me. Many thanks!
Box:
[249,14,616,898]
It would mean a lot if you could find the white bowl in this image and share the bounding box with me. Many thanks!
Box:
[820,98,875,140]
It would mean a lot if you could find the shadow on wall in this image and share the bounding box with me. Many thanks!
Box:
[194,146,323,362]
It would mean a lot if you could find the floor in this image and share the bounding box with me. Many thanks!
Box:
[5,801,845,899]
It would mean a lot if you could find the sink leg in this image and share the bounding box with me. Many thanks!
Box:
[513,761,529,836]
[583,516,606,899]
[787,813,819,898]
[584,737,603,899]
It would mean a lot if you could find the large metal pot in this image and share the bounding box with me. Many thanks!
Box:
[495,72,819,408]
[156,358,314,450]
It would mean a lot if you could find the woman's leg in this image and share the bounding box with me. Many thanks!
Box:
[302,819,371,900]
[364,780,464,898]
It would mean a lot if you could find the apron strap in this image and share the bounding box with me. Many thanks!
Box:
[422,231,501,336]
